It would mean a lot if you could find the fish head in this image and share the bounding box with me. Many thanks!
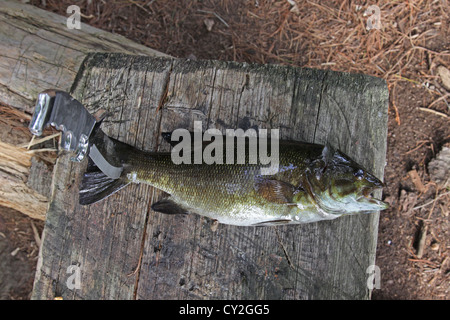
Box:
[307,148,389,215]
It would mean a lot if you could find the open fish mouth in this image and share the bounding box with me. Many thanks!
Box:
[356,186,389,209]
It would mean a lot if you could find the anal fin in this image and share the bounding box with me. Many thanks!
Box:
[252,219,292,226]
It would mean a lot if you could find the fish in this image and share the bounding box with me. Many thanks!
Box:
[79,132,388,227]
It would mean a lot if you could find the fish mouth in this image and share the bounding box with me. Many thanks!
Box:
[357,186,389,210]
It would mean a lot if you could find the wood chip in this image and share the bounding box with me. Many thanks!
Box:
[408,169,426,193]
[416,224,428,259]
[11,247,20,256]
[204,18,214,32]
[437,65,450,91]
[30,220,41,248]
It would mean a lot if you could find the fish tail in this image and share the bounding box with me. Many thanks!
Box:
[79,159,130,205]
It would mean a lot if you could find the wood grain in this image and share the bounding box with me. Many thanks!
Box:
[32,53,388,300]
[0,0,168,113]
[0,0,168,221]
[0,141,48,220]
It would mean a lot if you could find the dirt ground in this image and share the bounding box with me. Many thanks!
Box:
[1,0,449,299]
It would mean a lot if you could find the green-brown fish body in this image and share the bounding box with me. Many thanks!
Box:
[80,135,388,226]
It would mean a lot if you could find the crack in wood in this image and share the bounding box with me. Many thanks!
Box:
[131,192,152,300]
[274,227,295,270]
[205,67,218,128]
[313,71,329,142]
[154,61,174,151]
[156,64,173,113]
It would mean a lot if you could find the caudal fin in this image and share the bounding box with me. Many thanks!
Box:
[79,160,130,205]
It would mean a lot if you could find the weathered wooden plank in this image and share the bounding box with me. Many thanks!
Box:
[32,53,388,300]
[32,55,173,299]
[0,0,168,113]
[0,140,48,221]
[0,0,169,221]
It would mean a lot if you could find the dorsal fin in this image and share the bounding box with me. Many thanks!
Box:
[321,142,335,166]
[161,131,221,153]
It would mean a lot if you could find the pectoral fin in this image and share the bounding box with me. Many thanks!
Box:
[255,179,298,205]
[151,197,189,215]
